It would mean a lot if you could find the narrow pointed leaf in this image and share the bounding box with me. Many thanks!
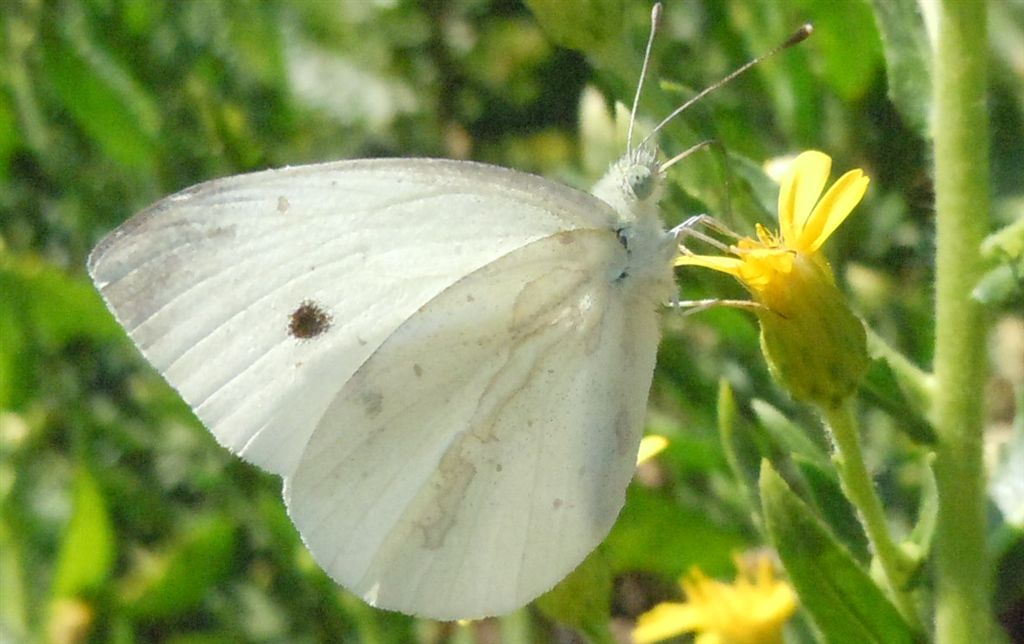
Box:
[793,456,870,563]
[860,359,937,444]
[867,0,932,137]
[760,461,917,643]
[52,467,115,598]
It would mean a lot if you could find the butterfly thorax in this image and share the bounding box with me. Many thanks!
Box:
[591,148,677,303]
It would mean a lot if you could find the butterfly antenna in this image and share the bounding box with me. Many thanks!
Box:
[659,138,737,222]
[626,2,663,158]
[638,23,813,151]
[659,140,714,174]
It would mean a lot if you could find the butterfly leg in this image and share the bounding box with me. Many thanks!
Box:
[667,297,764,317]
[671,214,741,255]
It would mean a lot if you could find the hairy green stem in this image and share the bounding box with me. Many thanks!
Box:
[822,401,921,630]
[931,1,992,641]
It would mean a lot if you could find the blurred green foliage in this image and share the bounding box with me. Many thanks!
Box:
[1,0,1021,642]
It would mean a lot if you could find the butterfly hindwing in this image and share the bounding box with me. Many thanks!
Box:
[285,229,662,619]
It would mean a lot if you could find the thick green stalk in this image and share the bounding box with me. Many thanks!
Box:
[823,402,920,630]
[930,1,992,642]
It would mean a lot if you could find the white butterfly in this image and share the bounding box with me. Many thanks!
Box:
[90,155,676,620]
[88,4,809,620]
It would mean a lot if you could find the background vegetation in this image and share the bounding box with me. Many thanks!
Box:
[1,0,1021,642]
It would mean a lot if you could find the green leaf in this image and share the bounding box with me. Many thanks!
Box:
[901,455,937,590]
[0,521,29,641]
[536,547,613,642]
[5,3,50,157]
[120,518,237,619]
[723,152,779,229]
[974,216,1024,306]
[791,0,882,101]
[793,456,870,563]
[760,461,918,644]
[718,0,822,144]
[52,467,115,598]
[718,379,763,518]
[606,486,747,579]
[41,6,160,170]
[524,0,624,57]
[860,359,937,444]
[0,254,123,348]
[0,94,19,180]
[0,254,125,408]
[973,263,1024,307]
[867,0,932,137]
[982,215,1024,261]
[222,5,287,87]
[989,428,1024,530]
[752,400,832,471]
[0,294,28,411]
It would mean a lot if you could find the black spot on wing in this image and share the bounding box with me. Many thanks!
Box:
[289,300,332,339]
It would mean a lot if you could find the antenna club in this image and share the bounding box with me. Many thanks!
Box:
[651,3,663,25]
[784,23,814,48]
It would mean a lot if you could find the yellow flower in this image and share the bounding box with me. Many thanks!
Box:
[677,151,868,295]
[676,151,872,407]
[637,434,669,465]
[633,553,798,644]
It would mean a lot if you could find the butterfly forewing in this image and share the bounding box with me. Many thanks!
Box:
[88,159,619,478]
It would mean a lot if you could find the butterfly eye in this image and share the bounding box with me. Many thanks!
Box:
[626,166,655,201]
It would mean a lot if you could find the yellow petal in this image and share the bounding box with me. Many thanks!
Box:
[637,434,669,465]
[674,254,746,276]
[634,602,704,644]
[798,169,869,253]
[762,583,799,620]
[735,247,790,260]
[778,151,831,245]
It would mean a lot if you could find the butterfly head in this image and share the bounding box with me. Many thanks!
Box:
[623,147,660,202]
[591,145,664,216]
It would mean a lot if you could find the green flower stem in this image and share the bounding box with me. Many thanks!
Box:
[822,401,921,630]
[931,1,993,642]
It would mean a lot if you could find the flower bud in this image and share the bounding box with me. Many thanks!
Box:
[755,254,870,408]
